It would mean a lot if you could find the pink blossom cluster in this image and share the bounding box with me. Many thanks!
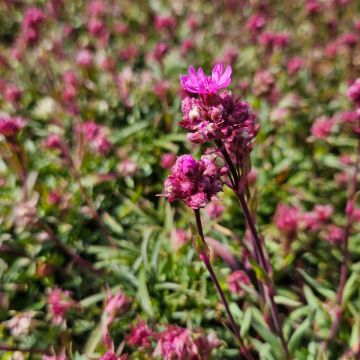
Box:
[179,64,257,152]
[164,154,226,209]
[85,0,109,45]
[246,14,267,35]
[126,319,154,348]
[20,7,45,47]
[180,64,232,95]
[153,325,220,360]
[228,270,251,297]
[274,204,300,237]
[79,121,112,154]
[259,32,291,50]
[347,78,360,106]
[302,205,334,231]
[0,83,22,105]
[104,290,129,325]
[311,117,334,139]
[126,320,220,359]
[0,116,27,138]
[46,288,75,325]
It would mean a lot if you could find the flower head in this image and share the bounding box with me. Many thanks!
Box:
[347,78,360,106]
[164,154,225,209]
[153,326,220,360]
[228,270,251,296]
[47,288,74,325]
[0,116,27,138]
[126,319,154,348]
[274,204,300,236]
[180,64,232,94]
[104,289,129,325]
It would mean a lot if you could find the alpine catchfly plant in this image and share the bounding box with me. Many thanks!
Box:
[164,64,291,359]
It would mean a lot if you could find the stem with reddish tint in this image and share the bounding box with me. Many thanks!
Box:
[216,141,290,359]
[194,210,254,360]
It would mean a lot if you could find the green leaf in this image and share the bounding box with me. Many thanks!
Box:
[249,258,270,283]
[274,295,302,308]
[138,269,154,317]
[288,311,316,354]
[241,307,252,338]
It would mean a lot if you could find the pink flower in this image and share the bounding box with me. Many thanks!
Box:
[47,288,74,325]
[126,319,154,348]
[87,0,106,17]
[347,78,360,105]
[171,229,191,251]
[104,290,129,325]
[161,153,177,169]
[180,64,232,94]
[154,16,177,32]
[311,117,334,139]
[43,133,63,151]
[180,92,255,145]
[302,205,333,231]
[153,326,219,360]
[338,33,358,47]
[79,122,112,154]
[0,116,26,138]
[274,204,299,236]
[164,154,225,209]
[325,225,345,246]
[205,199,224,219]
[117,159,137,176]
[4,84,22,104]
[153,42,169,63]
[246,14,266,34]
[306,0,322,15]
[228,270,251,296]
[287,57,304,75]
[23,7,45,29]
[259,32,291,49]
[76,49,93,67]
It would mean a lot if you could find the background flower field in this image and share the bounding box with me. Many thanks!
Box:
[0,0,360,359]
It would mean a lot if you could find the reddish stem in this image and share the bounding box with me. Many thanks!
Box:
[194,210,254,360]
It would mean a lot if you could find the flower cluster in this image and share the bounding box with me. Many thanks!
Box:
[46,288,75,325]
[0,116,27,138]
[228,270,251,297]
[178,65,258,179]
[78,121,112,155]
[164,154,226,209]
[153,325,220,360]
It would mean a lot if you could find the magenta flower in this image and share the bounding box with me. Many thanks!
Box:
[228,270,251,296]
[126,319,154,348]
[347,78,360,105]
[325,225,345,246]
[104,289,129,325]
[274,204,300,236]
[46,288,75,325]
[180,64,232,94]
[311,117,334,139]
[163,154,225,209]
[161,153,177,169]
[0,116,26,138]
[153,326,220,360]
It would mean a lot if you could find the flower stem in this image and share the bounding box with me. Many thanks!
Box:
[216,141,290,359]
[194,210,254,360]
